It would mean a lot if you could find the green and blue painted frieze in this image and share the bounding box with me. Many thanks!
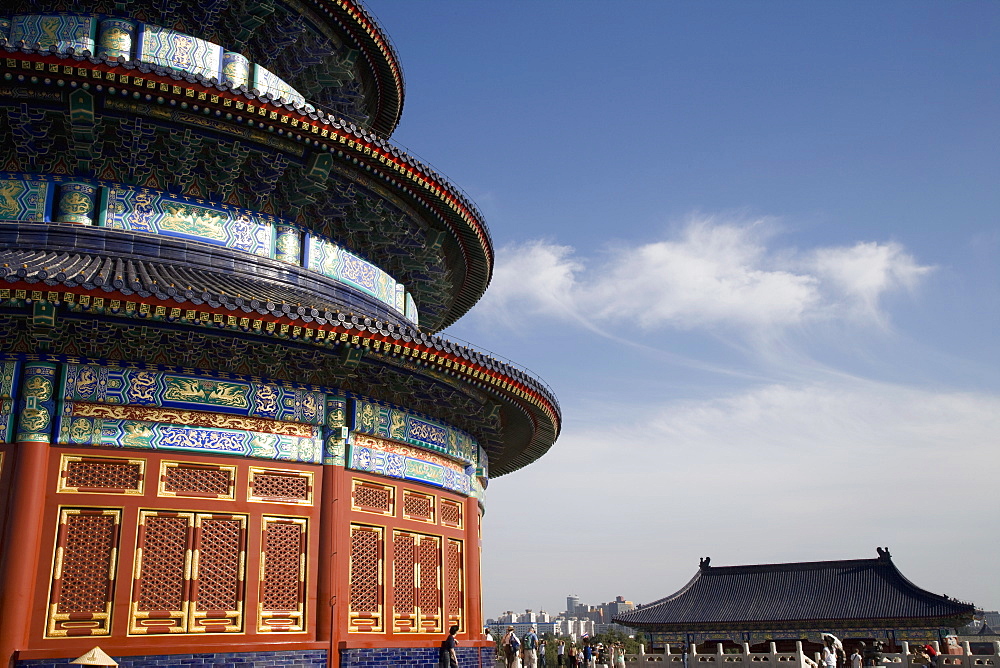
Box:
[352,397,478,465]
[56,182,97,225]
[10,15,96,54]
[136,24,223,80]
[97,19,136,61]
[15,361,56,443]
[0,177,50,221]
[0,359,21,443]
[104,186,277,258]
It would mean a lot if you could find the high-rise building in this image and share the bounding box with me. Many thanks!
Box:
[0,3,560,667]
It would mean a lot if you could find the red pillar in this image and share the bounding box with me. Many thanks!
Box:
[328,466,351,668]
[0,440,50,668]
[317,464,337,647]
[465,497,485,650]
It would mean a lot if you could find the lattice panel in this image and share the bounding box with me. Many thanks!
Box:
[402,491,434,522]
[60,456,144,494]
[417,535,442,633]
[445,539,464,631]
[440,499,463,528]
[258,517,306,633]
[392,532,417,632]
[130,511,193,634]
[348,524,383,632]
[160,462,235,499]
[352,479,393,515]
[249,468,312,505]
[46,509,120,637]
[190,514,246,633]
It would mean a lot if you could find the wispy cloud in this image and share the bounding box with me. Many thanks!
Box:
[472,215,933,335]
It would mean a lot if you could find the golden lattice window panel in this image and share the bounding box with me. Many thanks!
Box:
[348,524,384,632]
[159,461,236,500]
[392,531,418,633]
[45,508,121,637]
[402,490,435,523]
[189,513,247,633]
[439,499,463,528]
[129,510,193,634]
[258,516,307,633]
[249,467,313,505]
[58,454,145,495]
[445,539,464,632]
[352,479,394,516]
[416,535,442,633]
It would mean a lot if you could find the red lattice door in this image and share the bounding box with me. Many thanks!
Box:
[348,524,384,632]
[392,531,418,633]
[46,508,122,637]
[189,513,247,633]
[415,534,442,633]
[258,516,307,632]
[444,538,464,632]
[130,511,194,634]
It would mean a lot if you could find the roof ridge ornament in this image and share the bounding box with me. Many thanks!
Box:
[876,546,892,560]
[699,556,711,570]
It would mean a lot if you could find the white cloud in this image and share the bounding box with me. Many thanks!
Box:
[811,241,934,323]
[472,216,933,334]
[584,220,819,328]
[474,240,582,322]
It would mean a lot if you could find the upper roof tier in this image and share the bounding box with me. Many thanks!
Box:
[2,0,405,136]
[0,40,492,332]
[615,549,975,631]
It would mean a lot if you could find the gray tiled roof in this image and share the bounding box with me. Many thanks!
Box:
[616,551,974,629]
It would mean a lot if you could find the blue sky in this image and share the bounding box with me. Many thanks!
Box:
[372,1,999,618]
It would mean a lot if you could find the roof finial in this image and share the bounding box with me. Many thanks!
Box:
[699,556,711,570]
[876,547,891,560]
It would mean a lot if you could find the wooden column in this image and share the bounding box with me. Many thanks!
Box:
[0,361,58,668]
[464,497,485,644]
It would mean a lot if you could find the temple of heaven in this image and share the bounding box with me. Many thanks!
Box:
[0,2,560,667]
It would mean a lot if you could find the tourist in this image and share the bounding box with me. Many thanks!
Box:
[823,638,838,668]
[440,624,460,668]
[924,644,940,668]
[539,639,547,667]
[850,647,862,668]
[557,640,566,666]
[610,642,625,668]
[523,627,539,668]
[568,646,577,668]
[502,626,521,668]
[583,643,593,668]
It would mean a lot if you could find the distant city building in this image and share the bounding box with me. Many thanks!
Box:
[488,595,635,642]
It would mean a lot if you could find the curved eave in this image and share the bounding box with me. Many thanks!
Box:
[301,0,405,136]
[0,48,491,332]
[0,272,560,475]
